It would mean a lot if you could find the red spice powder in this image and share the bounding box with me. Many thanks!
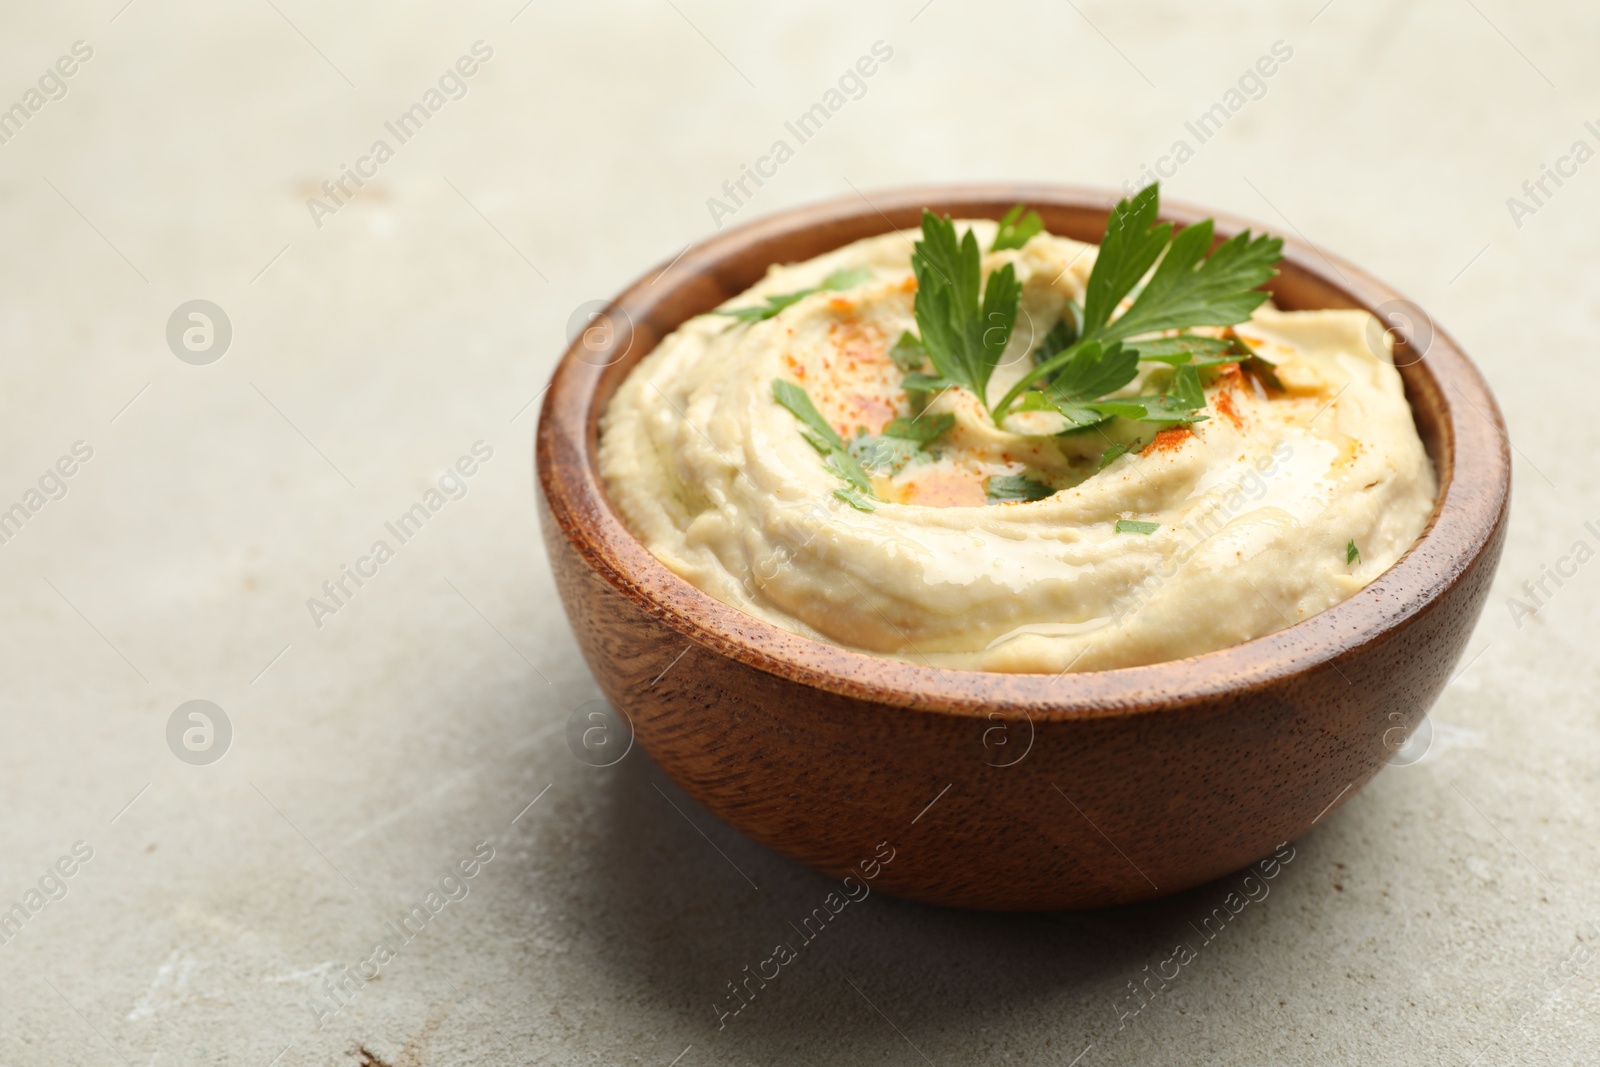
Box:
[1142,427,1193,455]
[1212,390,1243,430]
[814,320,898,435]
[1206,363,1245,429]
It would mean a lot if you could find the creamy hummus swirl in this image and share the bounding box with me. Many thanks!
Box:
[598,223,1437,672]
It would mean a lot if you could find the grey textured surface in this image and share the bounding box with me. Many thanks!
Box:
[0,1,1593,1064]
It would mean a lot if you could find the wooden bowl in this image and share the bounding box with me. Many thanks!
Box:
[536,185,1509,911]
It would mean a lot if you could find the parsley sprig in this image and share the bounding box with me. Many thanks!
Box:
[910,211,1021,408]
[990,184,1283,422]
[718,267,874,323]
[991,204,1043,252]
[772,380,877,510]
[762,184,1283,509]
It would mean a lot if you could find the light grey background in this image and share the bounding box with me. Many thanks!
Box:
[0,1,1592,1064]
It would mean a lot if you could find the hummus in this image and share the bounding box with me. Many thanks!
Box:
[598,222,1437,673]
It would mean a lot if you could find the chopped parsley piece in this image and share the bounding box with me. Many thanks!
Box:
[823,451,876,497]
[1241,347,1286,391]
[912,211,1020,412]
[901,371,954,396]
[882,413,955,443]
[774,379,843,449]
[833,487,877,511]
[986,473,1056,504]
[1347,539,1360,565]
[848,433,923,477]
[991,203,1044,252]
[846,413,953,478]
[827,267,875,289]
[1098,441,1134,469]
[1115,519,1160,535]
[889,330,929,372]
[990,183,1283,422]
[772,379,877,507]
[718,267,874,323]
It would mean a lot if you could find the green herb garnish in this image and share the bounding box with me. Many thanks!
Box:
[848,433,923,477]
[991,203,1044,252]
[1241,347,1285,391]
[719,267,874,323]
[1033,316,1079,363]
[823,451,875,497]
[1125,364,1210,424]
[986,473,1056,504]
[1347,539,1360,565]
[774,378,844,452]
[772,379,877,508]
[1044,340,1140,411]
[911,211,1021,410]
[1115,519,1160,535]
[846,412,954,477]
[888,330,929,372]
[882,413,955,443]
[1011,345,1209,432]
[833,487,877,511]
[990,183,1283,422]
[1098,441,1134,469]
[1123,335,1241,367]
[901,371,954,396]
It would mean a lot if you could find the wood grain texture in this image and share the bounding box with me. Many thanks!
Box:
[536,185,1510,911]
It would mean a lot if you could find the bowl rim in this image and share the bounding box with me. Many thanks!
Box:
[537,183,1511,722]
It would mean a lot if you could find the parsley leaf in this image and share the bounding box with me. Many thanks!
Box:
[1081,184,1171,342]
[1013,388,1110,430]
[1017,339,1213,432]
[912,211,1020,410]
[1115,519,1160,534]
[1033,315,1079,363]
[773,379,877,506]
[1237,338,1286,391]
[992,204,1044,252]
[773,379,844,450]
[1123,335,1241,367]
[848,433,923,477]
[991,183,1283,421]
[718,267,874,323]
[1113,364,1210,425]
[889,331,929,372]
[1098,441,1134,469]
[1347,539,1360,565]
[882,413,955,443]
[986,473,1056,503]
[824,451,876,497]
[834,487,877,511]
[822,266,874,290]
[1049,340,1140,404]
[846,413,954,479]
[901,373,956,411]
[717,289,811,324]
[1099,220,1282,344]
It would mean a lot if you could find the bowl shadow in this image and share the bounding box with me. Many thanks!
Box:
[557,743,1323,1062]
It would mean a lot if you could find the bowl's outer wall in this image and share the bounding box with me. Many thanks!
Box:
[536,186,1510,911]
